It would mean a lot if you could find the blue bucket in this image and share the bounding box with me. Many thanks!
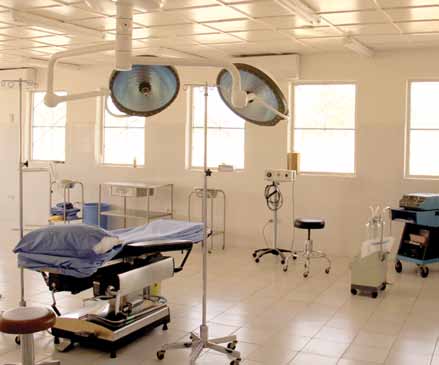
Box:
[83,203,110,229]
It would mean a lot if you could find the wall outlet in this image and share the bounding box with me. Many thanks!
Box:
[265,169,296,182]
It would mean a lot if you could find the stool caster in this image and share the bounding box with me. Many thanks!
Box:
[255,258,260,263]
[283,266,288,272]
[157,350,166,360]
[303,271,309,278]
[227,341,237,350]
[230,359,241,365]
[15,336,20,345]
[325,267,330,274]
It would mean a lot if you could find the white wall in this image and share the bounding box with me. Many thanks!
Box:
[2,48,439,256]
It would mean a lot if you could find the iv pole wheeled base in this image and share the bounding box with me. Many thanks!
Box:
[252,247,291,264]
[157,325,241,364]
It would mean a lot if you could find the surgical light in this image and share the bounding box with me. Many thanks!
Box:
[109,64,180,117]
[217,63,288,126]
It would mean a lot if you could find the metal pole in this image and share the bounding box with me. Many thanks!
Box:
[18,78,26,307]
[201,82,209,339]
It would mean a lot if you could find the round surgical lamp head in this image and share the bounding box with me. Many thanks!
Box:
[109,64,180,117]
[217,63,288,126]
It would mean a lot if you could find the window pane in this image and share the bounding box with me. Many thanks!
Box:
[191,128,245,169]
[32,91,66,127]
[294,84,356,129]
[32,127,65,161]
[294,130,355,173]
[409,130,439,176]
[410,82,439,129]
[192,86,245,129]
[104,127,145,165]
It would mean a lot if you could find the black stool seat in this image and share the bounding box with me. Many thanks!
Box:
[295,218,325,230]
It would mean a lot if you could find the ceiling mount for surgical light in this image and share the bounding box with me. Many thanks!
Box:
[343,36,374,57]
[109,64,180,117]
[216,63,288,126]
[274,0,320,25]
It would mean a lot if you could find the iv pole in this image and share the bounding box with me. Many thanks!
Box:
[1,77,36,306]
[158,83,241,364]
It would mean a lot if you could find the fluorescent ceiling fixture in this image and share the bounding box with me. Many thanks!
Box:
[274,0,320,25]
[343,36,374,57]
[12,10,106,40]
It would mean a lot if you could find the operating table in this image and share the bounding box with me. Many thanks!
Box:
[38,239,194,358]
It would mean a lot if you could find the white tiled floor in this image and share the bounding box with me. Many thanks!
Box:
[1,229,439,364]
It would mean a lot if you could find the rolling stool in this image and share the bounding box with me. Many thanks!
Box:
[0,306,60,365]
[283,218,331,278]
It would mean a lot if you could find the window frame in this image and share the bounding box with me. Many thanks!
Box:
[186,85,245,172]
[405,79,439,180]
[98,96,147,168]
[290,80,358,177]
[29,90,67,163]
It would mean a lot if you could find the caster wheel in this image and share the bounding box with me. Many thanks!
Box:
[252,252,257,258]
[162,323,168,331]
[421,266,429,278]
[157,350,165,360]
[54,337,60,345]
[184,342,192,348]
[303,272,309,278]
[255,258,260,263]
[110,351,117,359]
[292,254,297,260]
[227,342,237,350]
[325,268,330,274]
[371,292,378,299]
[380,283,386,291]
[281,260,285,265]
[283,266,288,272]
[350,288,358,295]
[15,336,20,345]
[230,359,241,365]
[395,260,402,273]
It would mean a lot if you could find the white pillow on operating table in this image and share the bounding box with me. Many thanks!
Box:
[94,236,123,254]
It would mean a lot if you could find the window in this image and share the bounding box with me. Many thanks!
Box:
[407,81,439,177]
[102,98,145,166]
[293,83,356,174]
[30,91,67,161]
[189,86,245,169]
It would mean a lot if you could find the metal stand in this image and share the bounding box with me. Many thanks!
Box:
[49,180,84,224]
[253,182,291,265]
[5,333,60,365]
[158,84,241,364]
[188,188,226,253]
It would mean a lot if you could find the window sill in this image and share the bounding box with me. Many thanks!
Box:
[297,171,356,178]
[404,175,439,181]
[98,163,145,169]
[188,167,244,173]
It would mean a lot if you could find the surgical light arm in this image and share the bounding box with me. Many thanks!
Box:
[44,42,248,109]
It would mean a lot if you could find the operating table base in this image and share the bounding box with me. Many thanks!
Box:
[158,325,241,364]
[252,247,292,264]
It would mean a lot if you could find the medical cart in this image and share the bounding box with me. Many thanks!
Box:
[391,193,439,278]
[98,182,174,228]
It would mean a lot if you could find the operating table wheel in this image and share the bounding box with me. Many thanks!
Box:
[420,266,429,278]
[157,350,165,360]
[395,260,402,273]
